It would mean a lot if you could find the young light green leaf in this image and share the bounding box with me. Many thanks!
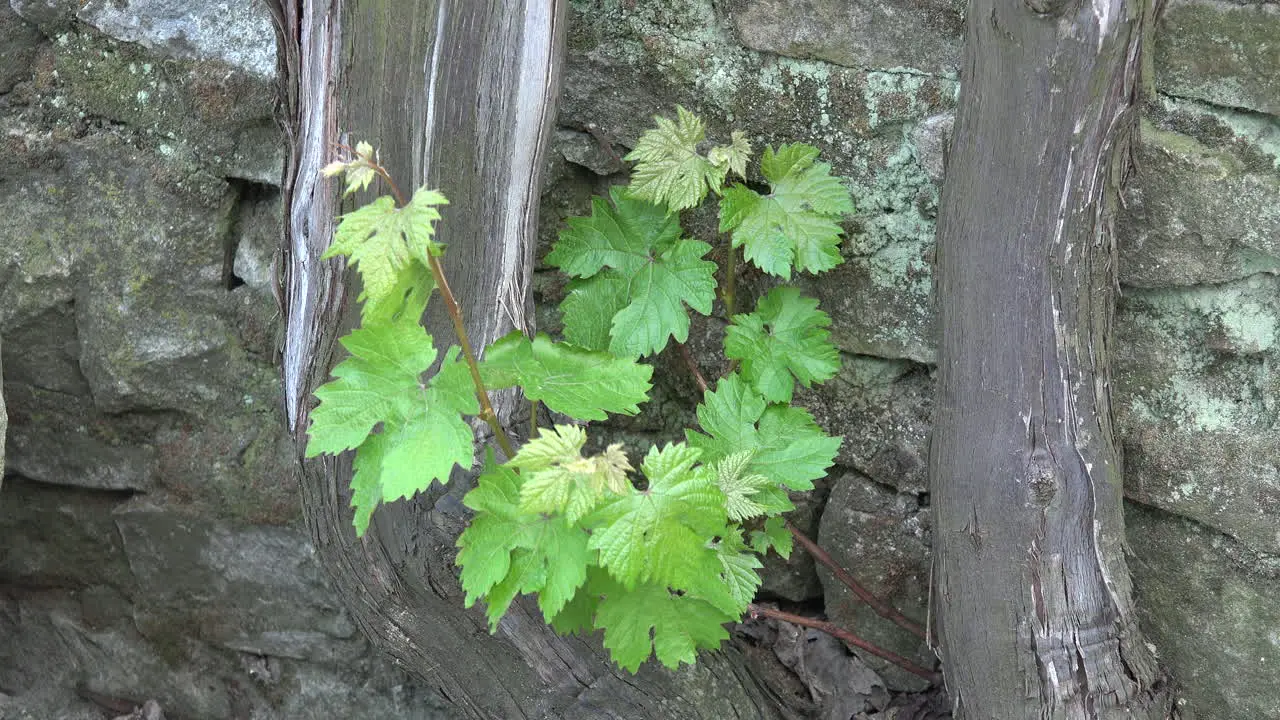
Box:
[714,531,763,611]
[585,443,726,592]
[724,287,841,403]
[715,451,794,522]
[322,187,449,306]
[507,423,590,469]
[686,374,841,491]
[481,332,653,421]
[456,457,592,628]
[593,576,734,672]
[719,143,854,279]
[707,130,751,181]
[548,188,716,357]
[749,516,793,558]
[625,105,728,211]
[507,424,635,524]
[323,140,379,196]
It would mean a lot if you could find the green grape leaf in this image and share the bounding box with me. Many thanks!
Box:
[724,287,841,403]
[594,576,734,672]
[305,309,440,455]
[560,273,628,351]
[456,457,592,628]
[322,187,449,306]
[548,188,716,357]
[548,566,609,636]
[481,332,653,421]
[719,143,853,279]
[585,443,726,593]
[686,374,841,491]
[749,516,793,558]
[377,347,478,498]
[715,451,794,522]
[359,261,434,326]
[507,424,634,524]
[349,432,389,536]
[305,308,479,533]
[714,531,763,611]
[625,105,727,211]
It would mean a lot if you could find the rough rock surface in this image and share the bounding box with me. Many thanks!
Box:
[1153,0,1280,116]
[0,5,452,718]
[1,0,1278,718]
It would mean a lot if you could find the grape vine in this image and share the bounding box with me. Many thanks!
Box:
[306,112,930,678]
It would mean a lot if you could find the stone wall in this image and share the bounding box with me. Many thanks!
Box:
[1,1,1277,719]
[0,2,449,718]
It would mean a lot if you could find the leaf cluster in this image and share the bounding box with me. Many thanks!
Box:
[308,107,854,673]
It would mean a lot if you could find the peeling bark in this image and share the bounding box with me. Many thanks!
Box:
[929,0,1174,717]
[268,2,785,716]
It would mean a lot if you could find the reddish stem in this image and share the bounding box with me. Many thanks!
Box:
[787,521,927,640]
[747,604,938,682]
[368,162,516,458]
[676,342,709,394]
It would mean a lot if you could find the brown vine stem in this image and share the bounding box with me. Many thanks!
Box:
[722,239,737,318]
[675,342,709,394]
[786,521,927,640]
[747,604,938,682]
[371,161,517,459]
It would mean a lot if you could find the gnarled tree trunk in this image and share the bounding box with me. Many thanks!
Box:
[268,2,784,717]
[929,0,1172,717]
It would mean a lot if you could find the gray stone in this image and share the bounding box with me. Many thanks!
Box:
[759,486,825,602]
[910,112,952,184]
[1154,0,1280,115]
[0,583,452,720]
[1127,503,1280,720]
[817,472,935,691]
[7,0,78,30]
[0,2,42,92]
[31,25,281,183]
[1114,275,1280,555]
[727,0,963,75]
[1147,94,1280,172]
[0,478,136,586]
[795,356,933,493]
[0,338,6,488]
[0,303,90,395]
[553,128,625,176]
[3,386,156,491]
[231,190,283,291]
[115,507,365,664]
[77,0,277,78]
[1119,122,1280,288]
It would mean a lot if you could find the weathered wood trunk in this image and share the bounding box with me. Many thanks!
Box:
[929,0,1172,717]
[269,2,784,717]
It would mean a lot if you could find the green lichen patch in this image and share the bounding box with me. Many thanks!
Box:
[1114,275,1280,553]
[1119,121,1280,287]
[41,25,280,183]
